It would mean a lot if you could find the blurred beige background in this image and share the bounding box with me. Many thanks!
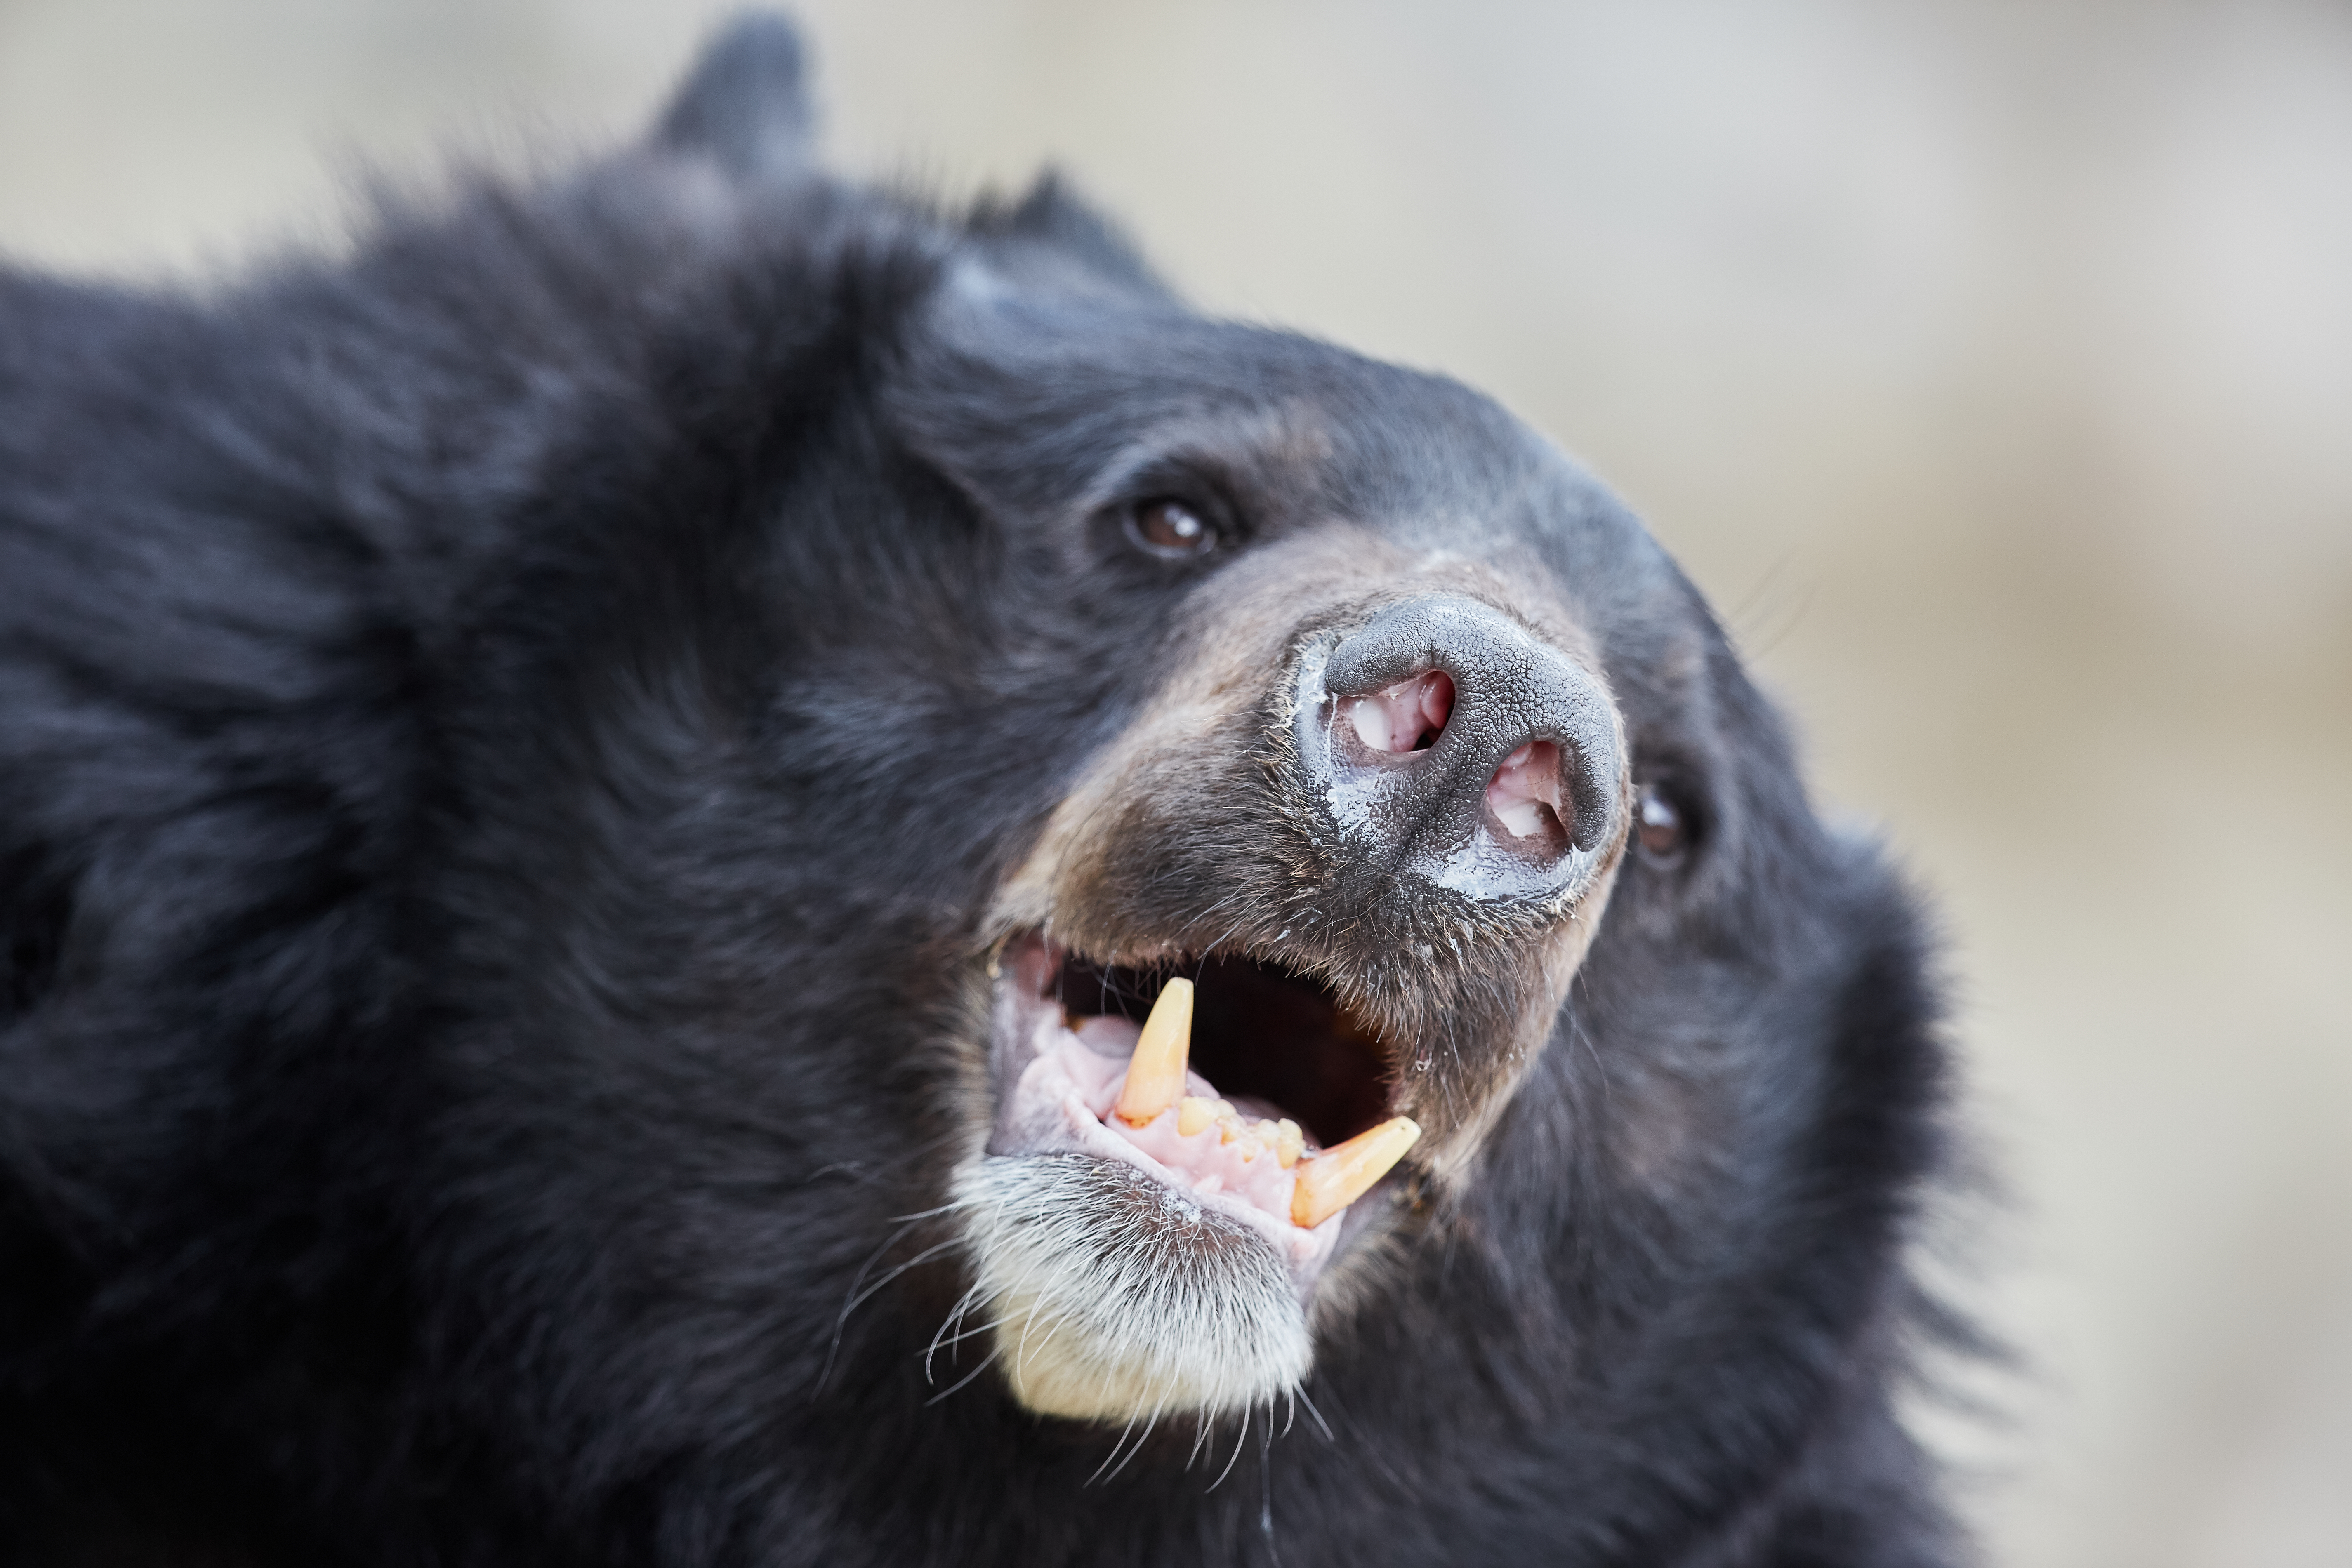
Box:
[3,2,2347,1563]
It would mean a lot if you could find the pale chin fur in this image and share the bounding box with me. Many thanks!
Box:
[953,935,1355,1423]
[950,1154,1313,1422]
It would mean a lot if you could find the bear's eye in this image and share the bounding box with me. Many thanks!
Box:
[1127,498,1218,558]
[1635,783,1688,864]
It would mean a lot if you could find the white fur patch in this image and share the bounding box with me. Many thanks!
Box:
[952,1154,1313,1422]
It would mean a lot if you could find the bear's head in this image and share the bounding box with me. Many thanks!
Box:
[0,15,1954,1561]
[921,259,1645,1420]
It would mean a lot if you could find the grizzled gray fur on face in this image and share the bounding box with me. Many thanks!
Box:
[0,13,1965,1567]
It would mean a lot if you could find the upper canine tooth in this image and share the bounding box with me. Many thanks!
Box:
[1290,1117,1421,1229]
[1113,978,1193,1127]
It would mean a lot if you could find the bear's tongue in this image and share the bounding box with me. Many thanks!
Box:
[1040,979,1420,1233]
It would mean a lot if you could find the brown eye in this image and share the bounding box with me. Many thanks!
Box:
[1636,784,1686,861]
[1129,498,1216,556]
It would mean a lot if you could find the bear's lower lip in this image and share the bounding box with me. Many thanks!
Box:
[981,933,1404,1297]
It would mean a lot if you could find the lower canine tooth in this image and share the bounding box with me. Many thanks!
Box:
[1290,1117,1421,1229]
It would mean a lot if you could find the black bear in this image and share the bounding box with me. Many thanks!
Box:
[0,15,1963,1566]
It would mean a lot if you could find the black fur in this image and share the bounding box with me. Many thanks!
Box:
[0,18,1962,1566]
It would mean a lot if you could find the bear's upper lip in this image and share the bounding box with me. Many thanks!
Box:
[982,933,1406,1297]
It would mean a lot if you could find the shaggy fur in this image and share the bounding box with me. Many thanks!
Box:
[0,16,1962,1566]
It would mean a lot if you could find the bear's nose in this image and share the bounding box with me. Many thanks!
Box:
[1293,595,1627,904]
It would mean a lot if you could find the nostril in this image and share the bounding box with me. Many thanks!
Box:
[1306,593,1625,902]
[1485,740,1566,842]
[1343,671,1455,754]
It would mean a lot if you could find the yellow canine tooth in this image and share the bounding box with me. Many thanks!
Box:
[1113,978,1194,1128]
[1290,1117,1421,1229]
[1176,1096,1218,1137]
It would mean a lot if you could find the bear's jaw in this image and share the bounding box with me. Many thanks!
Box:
[984,937,1393,1264]
[950,932,1406,1422]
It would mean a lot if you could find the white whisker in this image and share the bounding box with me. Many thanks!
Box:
[1208,1402,1251,1490]
[923,1343,1004,1405]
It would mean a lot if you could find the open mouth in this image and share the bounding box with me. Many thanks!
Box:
[983,935,1419,1302]
[944,596,1626,1424]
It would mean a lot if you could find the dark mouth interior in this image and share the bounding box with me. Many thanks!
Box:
[1054,952,1395,1149]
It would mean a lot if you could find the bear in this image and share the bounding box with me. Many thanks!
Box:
[0,14,1963,1566]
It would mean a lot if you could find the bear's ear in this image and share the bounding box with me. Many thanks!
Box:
[964,172,1176,303]
[652,12,813,179]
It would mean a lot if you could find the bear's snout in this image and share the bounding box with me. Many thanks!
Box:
[1298,593,1627,909]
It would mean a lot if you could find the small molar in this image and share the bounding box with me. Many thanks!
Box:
[1346,671,1455,753]
[1175,1097,1304,1168]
